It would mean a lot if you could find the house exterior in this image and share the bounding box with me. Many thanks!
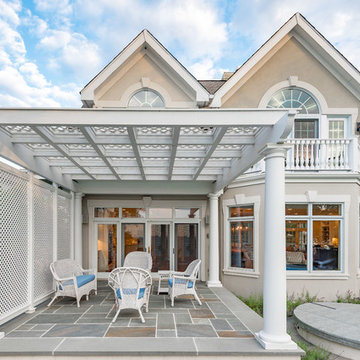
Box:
[0,12,360,350]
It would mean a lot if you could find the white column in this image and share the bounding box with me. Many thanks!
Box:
[207,190,223,287]
[53,183,58,262]
[255,145,296,350]
[74,192,84,266]
[70,191,75,260]
[26,172,36,314]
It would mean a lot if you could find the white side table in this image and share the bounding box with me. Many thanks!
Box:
[157,270,171,294]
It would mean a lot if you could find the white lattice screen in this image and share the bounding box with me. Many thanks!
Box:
[0,166,30,318]
[0,163,74,324]
[33,182,54,302]
[57,193,71,260]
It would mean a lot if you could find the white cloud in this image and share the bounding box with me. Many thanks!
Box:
[0,1,82,107]
[0,0,21,26]
[34,0,72,16]
[228,0,360,70]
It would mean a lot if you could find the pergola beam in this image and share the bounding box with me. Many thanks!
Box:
[31,126,96,180]
[214,111,296,192]
[80,126,121,180]
[127,126,145,180]
[168,126,180,180]
[193,127,228,180]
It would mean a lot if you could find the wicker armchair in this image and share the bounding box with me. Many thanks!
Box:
[167,259,202,307]
[48,259,97,307]
[108,267,152,323]
[123,251,153,272]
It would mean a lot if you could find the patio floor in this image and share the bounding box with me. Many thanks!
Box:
[0,281,302,359]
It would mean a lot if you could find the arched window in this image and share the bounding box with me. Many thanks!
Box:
[267,88,319,114]
[128,89,165,108]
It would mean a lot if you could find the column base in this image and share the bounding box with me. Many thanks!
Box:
[26,306,36,314]
[0,332,4,339]
[207,280,222,287]
[255,330,298,350]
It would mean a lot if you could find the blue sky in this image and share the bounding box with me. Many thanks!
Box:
[0,0,359,107]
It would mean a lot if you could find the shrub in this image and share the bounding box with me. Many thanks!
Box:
[297,340,330,360]
[239,291,319,317]
[336,290,360,304]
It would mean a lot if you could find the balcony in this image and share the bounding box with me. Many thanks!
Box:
[246,138,359,175]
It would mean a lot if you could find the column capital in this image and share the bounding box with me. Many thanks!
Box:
[208,189,223,199]
[74,192,84,199]
[258,143,291,159]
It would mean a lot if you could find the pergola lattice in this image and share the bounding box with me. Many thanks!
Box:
[0,108,295,191]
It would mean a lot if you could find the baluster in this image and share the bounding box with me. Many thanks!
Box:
[335,140,340,169]
[315,139,321,169]
[344,139,349,169]
[300,140,304,169]
[325,140,330,169]
[310,140,314,169]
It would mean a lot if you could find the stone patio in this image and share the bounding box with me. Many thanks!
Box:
[0,281,303,359]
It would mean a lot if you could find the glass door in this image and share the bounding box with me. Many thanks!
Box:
[150,223,170,272]
[97,223,118,273]
[122,223,146,265]
[175,223,198,271]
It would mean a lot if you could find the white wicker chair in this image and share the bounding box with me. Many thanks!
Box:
[48,259,97,308]
[168,259,202,307]
[108,267,152,323]
[123,251,153,272]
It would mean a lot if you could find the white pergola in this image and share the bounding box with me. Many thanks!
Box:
[0,108,294,192]
[0,107,297,350]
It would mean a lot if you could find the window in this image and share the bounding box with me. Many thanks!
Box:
[286,203,342,272]
[175,208,200,218]
[128,89,164,108]
[94,207,119,218]
[267,88,319,114]
[329,119,345,138]
[122,208,145,218]
[294,119,318,138]
[229,205,254,270]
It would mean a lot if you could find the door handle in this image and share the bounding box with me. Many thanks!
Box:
[148,246,150,253]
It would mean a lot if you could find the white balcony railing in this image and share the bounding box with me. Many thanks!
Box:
[285,138,352,171]
[245,138,358,175]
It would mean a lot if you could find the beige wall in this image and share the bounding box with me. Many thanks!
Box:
[221,179,360,300]
[94,53,195,108]
[222,37,360,122]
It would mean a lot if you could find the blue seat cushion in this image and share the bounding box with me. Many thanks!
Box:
[168,278,194,288]
[60,274,95,289]
[116,288,145,299]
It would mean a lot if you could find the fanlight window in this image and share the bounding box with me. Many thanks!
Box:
[128,89,165,108]
[267,88,319,114]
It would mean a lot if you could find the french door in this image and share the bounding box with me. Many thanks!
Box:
[96,221,199,275]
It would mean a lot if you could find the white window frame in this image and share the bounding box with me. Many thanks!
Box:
[286,203,343,273]
[286,192,350,279]
[223,195,260,278]
[88,199,206,279]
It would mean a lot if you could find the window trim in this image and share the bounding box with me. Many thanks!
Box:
[286,203,343,273]
[223,195,260,277]
[285,192,350,278]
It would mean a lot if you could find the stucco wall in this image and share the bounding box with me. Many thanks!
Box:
[222,37,360,123]
[221,178,360,300]
[94,53,195,108]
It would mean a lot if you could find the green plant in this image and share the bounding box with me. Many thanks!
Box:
[336,290,360,304]
[287,291,319,317]
[239,291,319,317]
[239,294,263,316]
[297,340,330,360]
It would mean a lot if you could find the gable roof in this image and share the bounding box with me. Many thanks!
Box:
[198,80,226,94]
[211,13,360,107]
[80,30,209,107]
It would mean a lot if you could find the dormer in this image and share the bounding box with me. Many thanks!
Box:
[80,30,209,109]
